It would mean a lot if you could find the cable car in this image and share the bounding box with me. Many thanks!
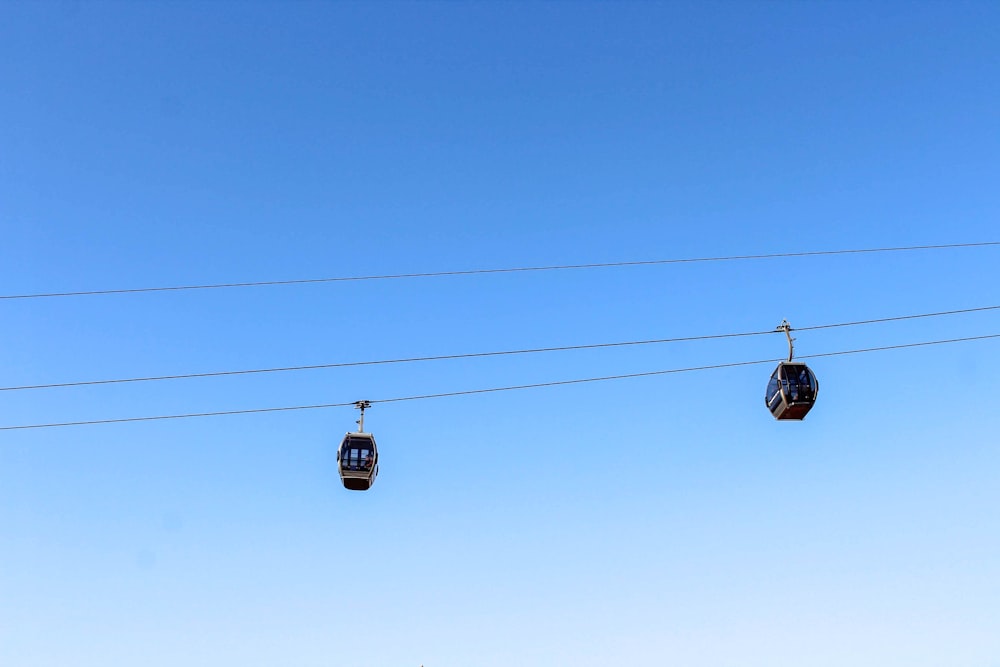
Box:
[337,401,379,491]
[766,321,819,420]
[766,362,819,420]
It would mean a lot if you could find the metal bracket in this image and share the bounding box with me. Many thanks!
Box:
[778,320,794,362]
[354,400,372,432]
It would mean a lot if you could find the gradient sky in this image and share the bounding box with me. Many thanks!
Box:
[2,2,999,666]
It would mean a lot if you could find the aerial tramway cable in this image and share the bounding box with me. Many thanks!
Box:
[3,332,998,431]
[2,304,998,393]
[2,241,996,301]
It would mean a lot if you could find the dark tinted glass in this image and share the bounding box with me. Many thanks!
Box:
[766,371,781,402]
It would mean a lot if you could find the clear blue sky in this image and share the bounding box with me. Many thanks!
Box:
[2,2,999,665]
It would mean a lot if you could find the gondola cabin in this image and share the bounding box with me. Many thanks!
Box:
[337,432,379,491]
[766,362,819,420]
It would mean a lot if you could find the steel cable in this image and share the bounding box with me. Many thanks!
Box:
[3,241,996,300]
[3,332,997,431]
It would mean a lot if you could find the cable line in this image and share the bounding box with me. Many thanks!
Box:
[795,304,1000,331]
[0,329,773,392]
[3,332,997,431]
[3,241,997,301]
[3,304,997,393]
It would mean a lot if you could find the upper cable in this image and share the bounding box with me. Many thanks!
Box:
[2,241,997,300]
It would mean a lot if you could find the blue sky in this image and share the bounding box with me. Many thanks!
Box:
[2,2,999,666]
